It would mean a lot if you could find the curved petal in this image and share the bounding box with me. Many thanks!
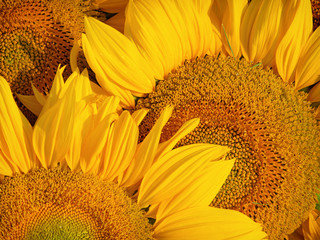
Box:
[118,106,173,187]
[154,118,200,161]
[153,207,267,240]
[138,144,230,208]
[105,10,125,33]
[240,0,283,63]
[99,111,138,181]
[0,77,35,175]
[83,17,154,94]
[275,0,312,82]
[17,94,43,116]
[295,26,320,90]
[211,0,247,58]
[155,158,235,221]
[125,0,216,79]
[33,85,76,169]
[80,112,118,174]
[82,34,135,108]
[302,209,320,239]
[307,81,320,102]
[131,108,149,125]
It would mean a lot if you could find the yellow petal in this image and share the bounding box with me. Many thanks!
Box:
[33,88,76,169]
[154,118,200,161]
[0,76,35,174]
[118,106,173,187]
[295,27,320,89]
[240,0,283,62]
[275,0,312,82]
[138,144,230,208]
[125,0,216,78]
[211,0,247,58]
[131,108,149,126]
[0,149,17,176]
[105,10,125,33]
[302,209,320,240]
[83,17,154,92]
[99,111,138,181]
[80,113,118,174]
[154,207,267,240]
[82,33,135,108]
[95,0,128,13]
[155,158,235,221]
[70,41,80,72]
[17,94,43,116]
[32,84,47,106]
[65,101,94,171]
[94,96,121,125]
[307,81,320,102]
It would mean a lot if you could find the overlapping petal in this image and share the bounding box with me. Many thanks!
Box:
[153,207,267,240]
[125,0,217,79]
[211,0,247,58]
[275,0,312,82]
[138,144,230,208]
[0,77,35,175]
[295,26,320,90]
[241,0,283,63]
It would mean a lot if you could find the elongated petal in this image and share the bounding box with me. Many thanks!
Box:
[241,0,283,62]
[138,144,230,208]
[65,100,94,171]
[211,0,247,58]
[17,94,43,116]
[307,81,320,102]
[94,96,120,125]
[302,209,320,239]
[131,108,149,125]
[83,17,154,92]
[125,0,216,79]
[154,118,200,161]
[99,111,138,181]
[106,10,125,33]
[118,106,173,187]
[33,88,76,168]
[295,27,320,90]
[154,207,267,240]
[80,113,118,174]
[82,33,136,108]
[32,84,47,106]
[0,77,35,174]
[275,0,312,82]
[155,158,235,221]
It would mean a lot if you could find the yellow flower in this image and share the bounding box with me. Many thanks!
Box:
[0,70,266,239]
[0,0,97,122]
[82,0,320,239]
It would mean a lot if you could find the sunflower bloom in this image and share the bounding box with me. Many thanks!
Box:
[0,0,99,122]
[82,0,320,239]
[0,70,266,239]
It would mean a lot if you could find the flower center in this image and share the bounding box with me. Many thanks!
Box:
[0,167,154,240]
[311,0,320,30]
[0,0,94,121]
[136,55,320,239]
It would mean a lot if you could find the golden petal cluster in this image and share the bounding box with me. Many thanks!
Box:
[0,69,266,239]
[81,0,320,239]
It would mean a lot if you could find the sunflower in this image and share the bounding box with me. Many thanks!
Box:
[0,0,102,122]
[0,68,266,239]
[82,0,320,239]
